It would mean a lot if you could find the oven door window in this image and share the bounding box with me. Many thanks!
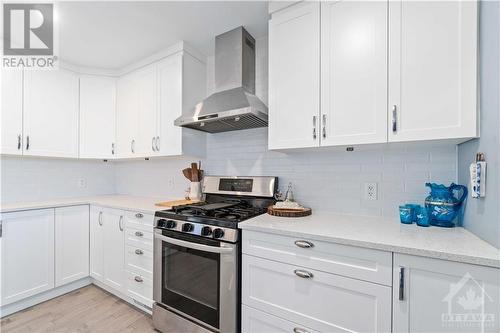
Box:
[161,237,220,329]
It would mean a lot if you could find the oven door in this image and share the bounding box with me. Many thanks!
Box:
[153,229,237,333]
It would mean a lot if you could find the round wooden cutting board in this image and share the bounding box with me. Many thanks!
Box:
[267,205,312,217]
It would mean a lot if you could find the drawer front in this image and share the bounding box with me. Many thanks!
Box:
[242,255,392,333]
[125,227,153,249]
[243,230,392,285]
[126,271,153,307]
[124,211,154,228]
[125,245,153,279]
[242,305,320,333]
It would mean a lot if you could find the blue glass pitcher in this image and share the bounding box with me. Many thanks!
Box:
[424,183,468,228]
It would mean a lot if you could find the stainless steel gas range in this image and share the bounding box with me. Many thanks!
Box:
[152,176,278,333]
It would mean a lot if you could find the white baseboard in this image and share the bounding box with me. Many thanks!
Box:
[0,277,92,318]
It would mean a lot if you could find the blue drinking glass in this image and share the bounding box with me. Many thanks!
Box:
[405,204,421,222]
[416,206,431,227]
[399,206,413,224]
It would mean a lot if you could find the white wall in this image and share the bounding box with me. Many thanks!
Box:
[1,156,115,203]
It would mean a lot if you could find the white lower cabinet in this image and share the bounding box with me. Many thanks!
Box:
[242,305,320,333]
[1,209,55,306]
[55,206,90,287]
[393,254,500,333]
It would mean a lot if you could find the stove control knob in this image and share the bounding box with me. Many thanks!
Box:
[165,220,176,229]
[213,228,225,239]
[201,226,212,236]
[182,223,194,232]
[157,219,167,228]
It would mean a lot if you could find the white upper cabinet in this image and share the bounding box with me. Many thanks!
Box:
[388,0,478,142]
[1,69,24,155]
[116,72,139,158]
[135,64,158,157]
[157,52,206,157]
[23,68,79,158]
[320,0,388,146]
[1,209,55,306]
[393,254,499,333]
[268,1,320,150]
[79,75,116,159]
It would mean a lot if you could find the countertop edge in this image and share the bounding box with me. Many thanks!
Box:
[239,224,500,269]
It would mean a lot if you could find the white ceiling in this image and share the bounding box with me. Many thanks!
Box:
[58,1,269,70]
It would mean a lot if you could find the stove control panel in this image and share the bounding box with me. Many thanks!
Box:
[154,217,238,243]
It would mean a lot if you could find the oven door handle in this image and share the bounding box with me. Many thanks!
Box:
[154,232,235,254]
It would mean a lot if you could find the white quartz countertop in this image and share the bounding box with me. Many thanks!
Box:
[0,195,172,214]
[239,213,500,268]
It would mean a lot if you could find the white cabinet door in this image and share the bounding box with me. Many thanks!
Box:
[389,0,478,142]
[79,75,116,159]
[116,74,139,158]
[1,69,23,155]
[23,68,79,157]
[55,206,89,287]
[102,208,125,291]
[157,53,183,156]
[1,209,55,305]
[321,0,387,146]
[393,254,500,333]
[242,255,392,333]
[135,65,158,157]
[90,206,104,281]
[268,1,320,149]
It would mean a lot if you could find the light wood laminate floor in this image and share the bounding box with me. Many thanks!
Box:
[1,285,156,333]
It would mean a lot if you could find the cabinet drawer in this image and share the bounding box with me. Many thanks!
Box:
[243,230,392,285]
[242,255,391,333]
[126,271,153,307]
[125,227,153,249]
[125,245,153,279]
[242,305,320,333]
[124,211,154,228]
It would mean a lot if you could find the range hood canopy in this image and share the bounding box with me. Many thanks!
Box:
[175,27,268,133]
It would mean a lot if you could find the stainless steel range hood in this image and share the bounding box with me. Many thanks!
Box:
[174,27,268,133]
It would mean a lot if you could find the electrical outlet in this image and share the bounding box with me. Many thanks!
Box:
[77,178,86,188]
[365,182,378,200]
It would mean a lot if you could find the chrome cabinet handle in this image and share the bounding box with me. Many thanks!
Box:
[155,136,160,151]
[119,215,124,231]
[134,276,143,283]
[151,137,156,152]
[322,114,326,139]
[135,213,143,219]
[294,269,313,279]
[392,105,398,133]
[135,231,144,237]
[98,212,103,226]
[135,249,143,255]
[399,267,405,301]
[294,240,314,249]
[131,139,135,153]
[293,328,310,333]
[111,143,115,155]
[26,135,30,150]
[17,134,21,150]
[0,220,3,238]
[312,116,317,139]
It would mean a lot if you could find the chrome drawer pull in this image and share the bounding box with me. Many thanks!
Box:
[294,240,314,248]
[134,276,143,283]
[293,328,310,333]
[135,213,143,218]
[294,269,313,279]
[135,249,144,255]
[135,231,144,237]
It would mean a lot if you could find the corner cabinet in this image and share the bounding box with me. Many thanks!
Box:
[268,0,478,149]
[393,254,499,333]
[388,0,478,142]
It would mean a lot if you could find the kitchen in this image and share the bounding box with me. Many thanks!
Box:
[1,1,499,333]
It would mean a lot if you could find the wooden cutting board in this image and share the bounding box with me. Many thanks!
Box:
[155,199,200,208]
[268,205,312,217]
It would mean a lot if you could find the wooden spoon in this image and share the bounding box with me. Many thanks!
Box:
[182,168,192,181]
[191,163,198,182]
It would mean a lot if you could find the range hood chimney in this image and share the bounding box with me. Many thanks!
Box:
[174,27,268,133]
